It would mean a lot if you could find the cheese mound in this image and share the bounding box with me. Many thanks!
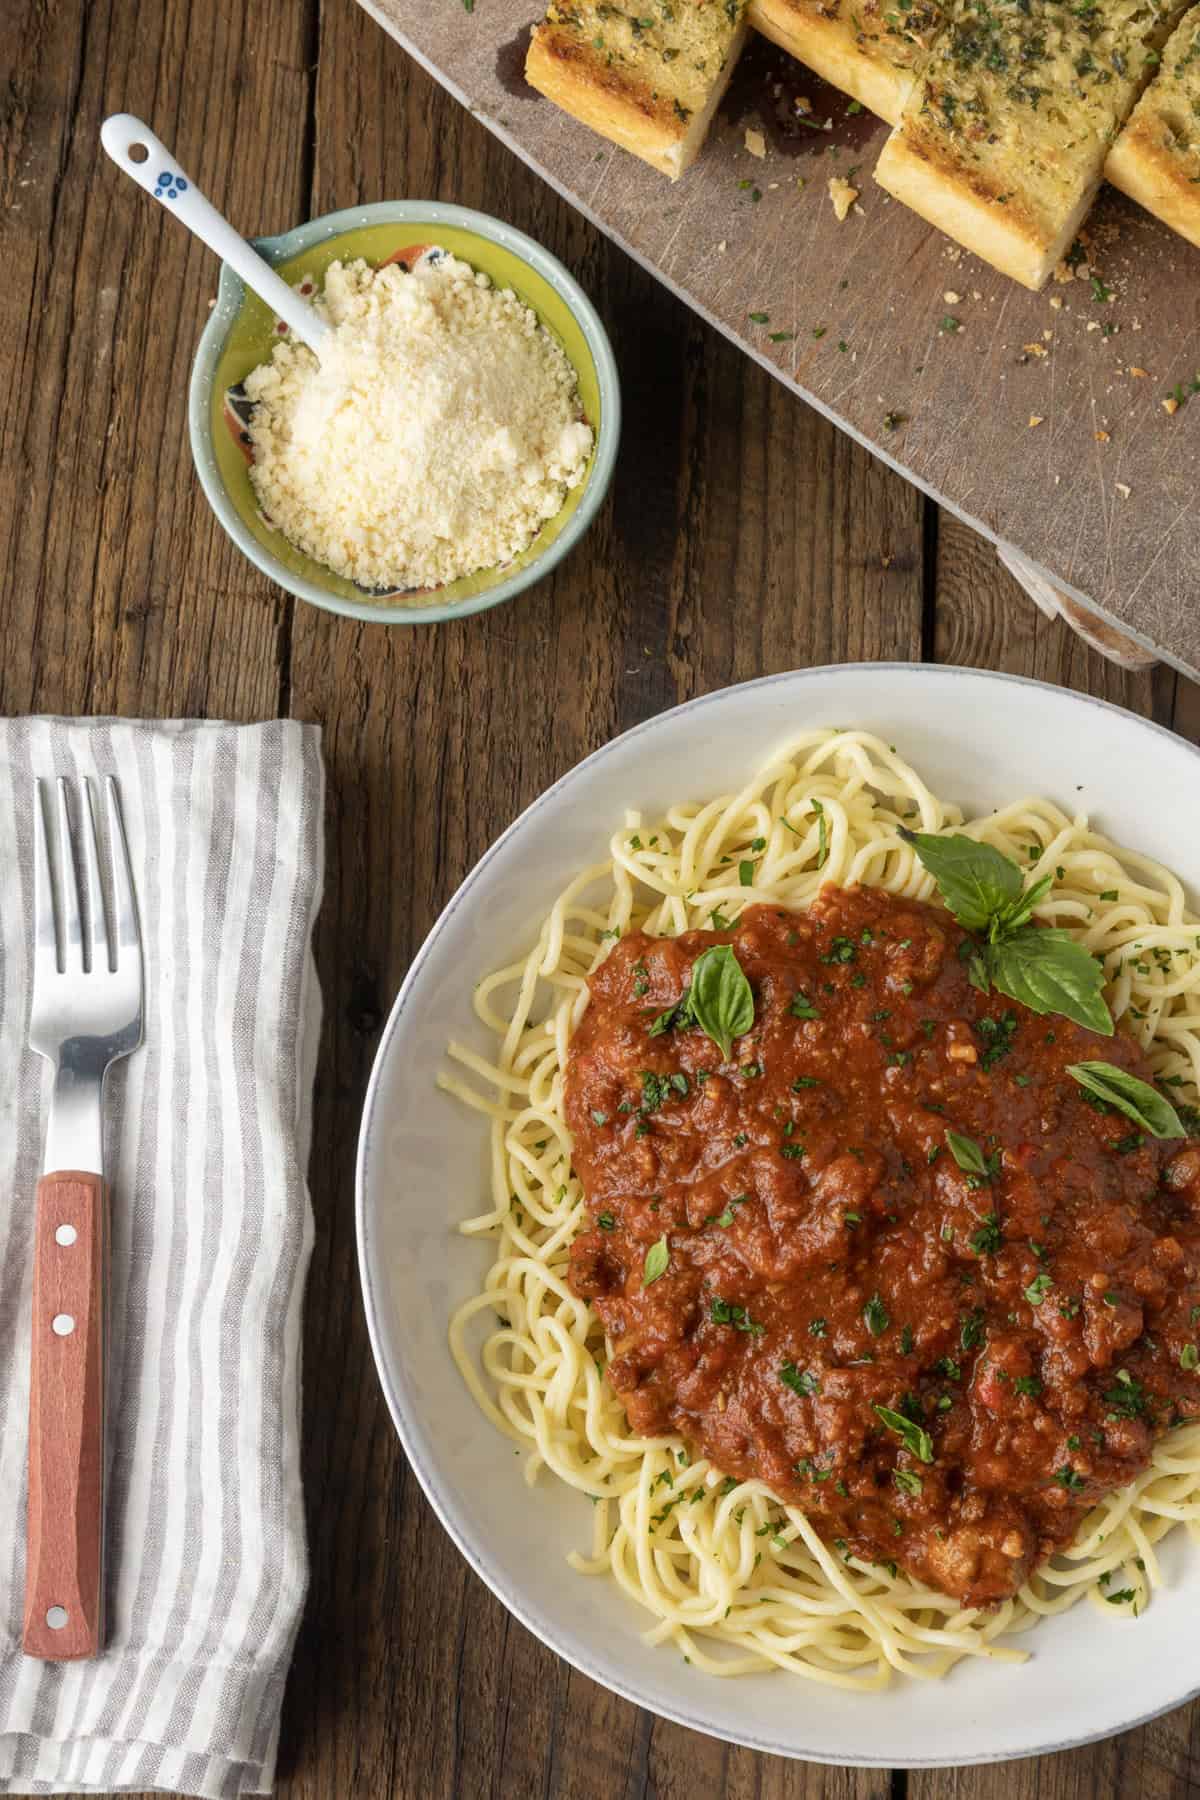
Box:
[243,253,595,593]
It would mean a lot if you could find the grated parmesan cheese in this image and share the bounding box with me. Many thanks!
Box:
[243,252,594,593]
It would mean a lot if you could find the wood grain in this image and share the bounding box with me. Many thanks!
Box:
[359,0,1200,679]
[1,0,1199,1789]
[22,1172,107,1662]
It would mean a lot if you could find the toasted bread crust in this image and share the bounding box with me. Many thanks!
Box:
[525,8,747,180]
[876,0,1190,288]
[749,0,939,124]
[527,26,688,176]
[875,126,1064,289]
[1106,14,1200,249]
[1107,119,1200,247]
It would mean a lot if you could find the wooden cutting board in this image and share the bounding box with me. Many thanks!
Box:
[358,2,1200,675]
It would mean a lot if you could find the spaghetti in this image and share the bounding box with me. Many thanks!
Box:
[441,728,1200,1686]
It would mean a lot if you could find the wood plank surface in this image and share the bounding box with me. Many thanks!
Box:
[357,0,1200,679]
[1,0,1199,1793]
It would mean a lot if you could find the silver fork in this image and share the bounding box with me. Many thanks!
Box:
[23,777,143,1662]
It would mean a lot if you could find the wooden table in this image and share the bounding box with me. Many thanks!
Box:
[3,0,1199,1794]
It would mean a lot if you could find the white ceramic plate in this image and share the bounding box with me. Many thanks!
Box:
[356,665,1200,1767]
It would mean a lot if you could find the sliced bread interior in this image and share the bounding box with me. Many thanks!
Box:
[526,2,750,179]
[749,0,945,124]
[875,0,1190,287]
[1106,5,1200,247]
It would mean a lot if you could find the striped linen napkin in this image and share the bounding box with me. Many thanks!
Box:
[0,718,324,1798]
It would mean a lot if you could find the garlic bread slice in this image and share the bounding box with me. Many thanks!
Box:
[1107,6,1200,247]
[526,2,750,179]
[749,0,946,124]
[876,0,1190,288]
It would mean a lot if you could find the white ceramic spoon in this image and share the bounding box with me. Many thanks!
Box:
[100,114,330,355]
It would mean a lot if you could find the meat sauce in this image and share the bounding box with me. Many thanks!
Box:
[564,888,1200,1608]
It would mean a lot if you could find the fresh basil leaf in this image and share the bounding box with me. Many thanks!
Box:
[944,1128,988,1176]
[997,870,1053,933]
[1067,1061,1184,1138]
[643,1236,669,1286]
[686,944,755,1061]
[899,830,1024,931]
[987,928,1113,1036]
[873,1404,934,1464]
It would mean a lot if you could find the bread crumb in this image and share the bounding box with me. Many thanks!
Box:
[1023,342,1048,357]
[1094,429,1110,443]
[1049,296,1063,311]
[1164,396,1180,415]
[943,290,962,304]
[1086,321,1101,332]
[745,127,767,158]
[795,94,812,115]
[828,176,859,221]
[1115,483,1131,498]
[1029,415,1044,428]
[1128,366,1147,378]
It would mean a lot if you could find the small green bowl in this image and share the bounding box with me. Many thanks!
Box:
[188,200,620,624]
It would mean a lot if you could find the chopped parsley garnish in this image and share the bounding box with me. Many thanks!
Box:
[1024,1273,1053,1307]
[1014,1375,1043,1397]
[1053,1465,1085,1491]
[712,1194,749,1228]
[597,1212,615,1232]
[821,936,858,965]
[711,1298,765,1335]
[809,1317,828,1337]
[893,1468,923,1496]
[968,1213,1003,1256]
[960,1310,986,1351]
[790,991,820,1020]
[1104,1368,1148,1419]
[976,1011,1019,1070]
[1181,1344,1199,1372]
[780,1362,821,1396]
[863,1293,890,1337]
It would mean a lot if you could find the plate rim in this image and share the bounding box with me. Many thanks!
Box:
[355,661,1200,1766]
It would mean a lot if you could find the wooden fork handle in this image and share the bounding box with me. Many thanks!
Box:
[23,1171,107,1660]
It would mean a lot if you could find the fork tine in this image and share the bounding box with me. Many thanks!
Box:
[33,782,59,978]
[80,780,109,974]
[105,778,139,960]
[55,779,83,972]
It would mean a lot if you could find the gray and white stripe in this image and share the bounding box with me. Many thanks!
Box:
[0,719,323,1797]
